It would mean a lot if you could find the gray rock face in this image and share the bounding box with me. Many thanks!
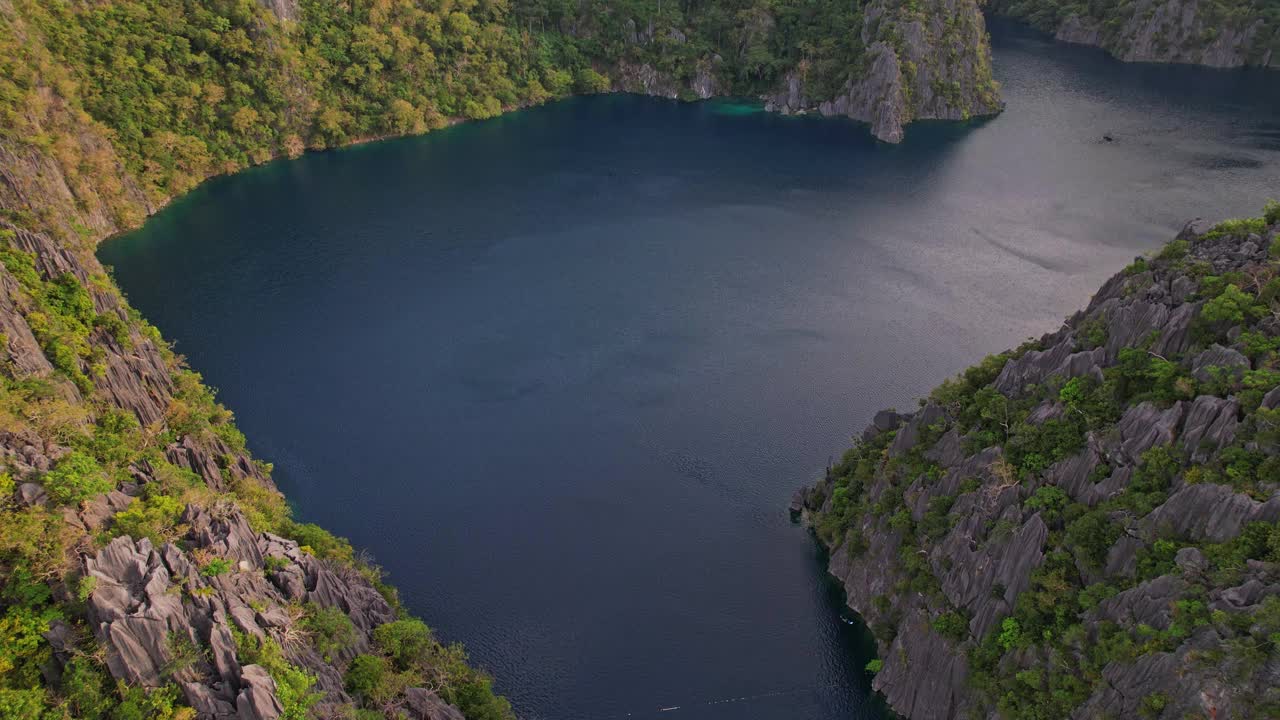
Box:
[1055,15,1102,46]
[403,688,466,720]
[889,404,946,457]
[861,409,905,441]
[1190,344,1251,383]
[85,536,192,688]
[1114,401,1183,463]
[1180,395,1239,462]
[1143,484,1280,543]
[993,339,1103,396]
[1008,0,1280,69]
[82,502,398,718]
[802,218,1280,719]
[1094,575,1188,630]
[873,609,970,720]
[767,0,1002,142]
[827,42,909,144]
[66,490,136,533]
[0,264,54,378]
[1,429,68,479]
[1263,384,1280,410]
[940,511,1048,639]
[256,0,299,22]
[236,665,284,720]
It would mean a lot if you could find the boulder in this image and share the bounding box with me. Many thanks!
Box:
[403,688,466,720]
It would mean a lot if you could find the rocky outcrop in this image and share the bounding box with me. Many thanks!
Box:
[799,211,1280,719]
[993,0,1280,69]
[0,100,476,720]
[605,0,1000,142]
[765,0,1002,142]
[257,0,299,23]
[82,503,402,718]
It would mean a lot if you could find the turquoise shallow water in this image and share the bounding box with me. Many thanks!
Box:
[100,20,1280,720]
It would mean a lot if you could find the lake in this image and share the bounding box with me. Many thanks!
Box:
[99,19,1280,720]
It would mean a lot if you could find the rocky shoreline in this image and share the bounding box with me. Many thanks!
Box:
[611,0,1003,143]
[991,0,1280,69]
[796,213,1280,719]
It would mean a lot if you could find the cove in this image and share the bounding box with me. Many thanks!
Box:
[99,20,1280,720]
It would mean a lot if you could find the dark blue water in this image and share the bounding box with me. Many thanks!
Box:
[100,21,1280,720]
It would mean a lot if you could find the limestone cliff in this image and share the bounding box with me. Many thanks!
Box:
[992,0,1280,68]
[557,0,1002,142]
[797,210,1280,719]
[0,214,505,718]
[0,0,998,712]
[0,2,513,718]
[763,0,1003,143]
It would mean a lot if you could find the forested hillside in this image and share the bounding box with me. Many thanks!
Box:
[797,207,1280,719]
[0,0,1001,717]
[991,0,1280,67]
[3,0,1001,221]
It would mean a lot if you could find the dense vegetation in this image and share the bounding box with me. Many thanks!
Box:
[0,221,516,717]
[805,204,1280,719]
[1,0,998,220]
[0,0,994,717]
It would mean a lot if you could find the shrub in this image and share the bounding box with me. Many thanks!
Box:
[302,604,357,662]
[1203,216,1266,241]
[374,619,434,669]
[997,617,1022,650]
[1154,239,1188,262]
[60,657,111,718]
[920,495,957,540]
[282,522,354,562]
[574,68,610,93]
[0,688,47,719]
[41,451,112,505]
[447,669,515,720]
[1025,485,1069,523]
[111,494,185,544]
[112,683,191,720]
[1264,199,1280,226]
[344,654,388,699]
[200,557,233,577]
[1140,692,1168,718]
[864,658,883,673]
[0,605,59,684]
[932,611,969,642]
[1200,283,1261,329]
[234,633,320,720]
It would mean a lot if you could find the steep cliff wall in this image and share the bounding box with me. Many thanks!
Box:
[0,2,514,718]
[762,0,1002,143]
[798,208,1280,719]
[586,0,1003,142]
[992,0,1280,68]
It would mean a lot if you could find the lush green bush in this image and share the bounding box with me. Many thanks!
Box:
[41,451,113,505]
[199,557,232,577]
[344,654,387,699]
[302,604,357,662]
[374,618,435,669]
[932,610,970,642]
[283,521,354,562]
[234,633,320,720]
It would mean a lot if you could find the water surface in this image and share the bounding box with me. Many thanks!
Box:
[101,21,1280,720]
